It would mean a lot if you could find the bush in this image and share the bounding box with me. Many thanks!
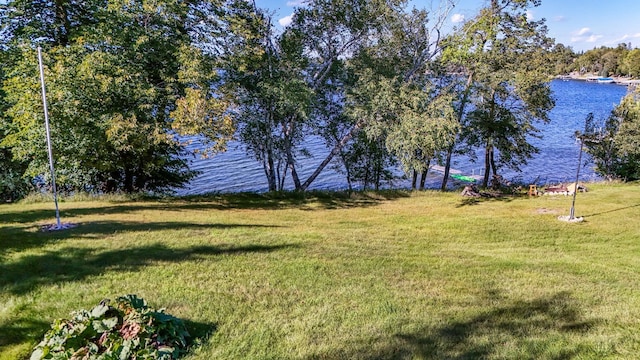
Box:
[31,295,190,360]
[0,151,31,202]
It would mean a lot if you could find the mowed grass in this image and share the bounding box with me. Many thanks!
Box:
[1,183,639,359]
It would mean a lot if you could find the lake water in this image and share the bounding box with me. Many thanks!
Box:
[179,79,629,194]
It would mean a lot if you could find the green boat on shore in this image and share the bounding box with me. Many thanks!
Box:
[450,173,477,183]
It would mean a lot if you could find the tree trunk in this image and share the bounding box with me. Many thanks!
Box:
[441,146,454,191]
[54,0,71,46]
[341,149,353,192]
[412,170,418,190]
[482,91,497,188]
[420,159,430,190]
[482,142,492,188]
[441,72,474,191]
[263,148,277,192]
[262,108,278,192]
[124,167,134,193]
[300,120,364,191]
[490,148,498,177]
[279,159,288,191]
[282,119,302,190]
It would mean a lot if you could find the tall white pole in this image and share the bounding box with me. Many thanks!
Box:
[569,137,584,220]
[37,46,61,227]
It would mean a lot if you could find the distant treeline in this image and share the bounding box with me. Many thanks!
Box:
[552,43,640,77]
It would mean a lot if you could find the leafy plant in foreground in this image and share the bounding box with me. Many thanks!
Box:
[31,295,190,360]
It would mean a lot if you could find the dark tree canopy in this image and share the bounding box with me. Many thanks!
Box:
[585,89,640,181]
[0,0,234,194]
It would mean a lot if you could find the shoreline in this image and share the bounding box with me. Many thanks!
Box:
[556,73,640,86]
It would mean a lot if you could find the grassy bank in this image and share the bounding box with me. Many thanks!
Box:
[1,183,639,359]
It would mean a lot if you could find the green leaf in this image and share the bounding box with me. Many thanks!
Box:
[92,317,119,332]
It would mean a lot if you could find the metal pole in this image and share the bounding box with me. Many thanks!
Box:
[37,46,61,227]
[569,137,584,220]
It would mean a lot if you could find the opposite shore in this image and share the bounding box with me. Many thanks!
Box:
[557,72,640,86]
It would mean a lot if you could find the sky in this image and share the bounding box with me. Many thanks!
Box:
[255,0,640,52]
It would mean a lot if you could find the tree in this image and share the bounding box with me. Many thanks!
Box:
[0,49,32,201]
[549,43,578,74]
[343,3,457,190]
[0,0,233,193]
[612,90,640,180]
[220,2,315,191]
[224,0,402,191]
[441,0,555,188]
[0,0,104,47]
[584,89,640,181]
[621,49,640,78]
[574,44,632,77]
[347,70,458,190]
[336,131,396,191]
[584,88,640,182]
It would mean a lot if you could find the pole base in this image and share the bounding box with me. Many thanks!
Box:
[41,222,77,232]
[557,215,584,223]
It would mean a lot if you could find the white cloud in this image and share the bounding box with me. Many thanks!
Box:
[619,33,640,41]
[586,34,603,43]
[554,15,566,22]
[526,10,534,21]
[576,27,591,36]
[278,14,293,27]
[571,27,603,44]
[286,0,303,6]
[607,33,640,46]
[451,13,464,23]
[571,27,604,43]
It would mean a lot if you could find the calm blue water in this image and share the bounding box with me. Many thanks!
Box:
[178,79,629,194]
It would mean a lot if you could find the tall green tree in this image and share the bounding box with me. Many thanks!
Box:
[224,0,402,191]
[0,0,233,193]
[221,3,313,191]
[621,48,640,78]
[344,3,458,190]
[441,0,555,188]
[550,43,578,75]
[0,49,32,201]
[612,89,640,180]
[583,88,640,182]
[581,113,619,181]
[285,0,406,191]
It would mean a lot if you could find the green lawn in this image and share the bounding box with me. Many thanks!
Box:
[1,183,639,359]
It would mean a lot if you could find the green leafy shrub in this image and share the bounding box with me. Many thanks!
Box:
[31,295,190,360]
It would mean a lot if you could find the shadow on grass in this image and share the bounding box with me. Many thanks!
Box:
[0,220,282,254]
[0,317,49,354]
[307,292,598,359]
[0,190,411,224]
[582,203,640,217]
[456,194,519,208]
[0,242,298,295]
[179,189,411,210]
[183,319,218,353]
